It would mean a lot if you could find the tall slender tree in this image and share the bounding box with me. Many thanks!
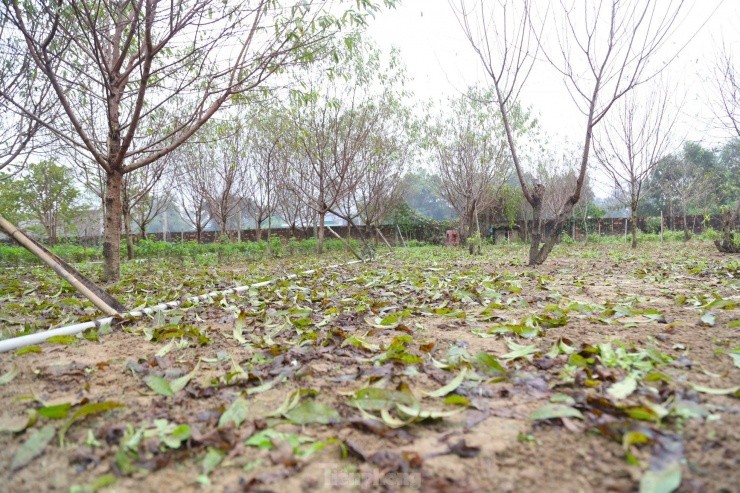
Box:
[452,0,689,265]
[429,88,519,247]
[594,83,679,247]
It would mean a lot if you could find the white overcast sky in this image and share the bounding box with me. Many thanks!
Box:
[366,0,740,151]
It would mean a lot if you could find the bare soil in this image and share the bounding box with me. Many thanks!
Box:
[0,242,738,492]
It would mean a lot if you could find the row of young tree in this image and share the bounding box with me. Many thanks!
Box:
[0,0,402,280]
[1,1,739,281]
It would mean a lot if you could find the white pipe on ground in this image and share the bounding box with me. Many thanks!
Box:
[0,259,366,353]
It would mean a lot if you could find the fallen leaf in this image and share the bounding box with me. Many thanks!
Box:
[530,403,584,421]
[11,425,56,471]
[639,460,681,493]
[284,400,341,425]
[424,368,468,398]
[144,375,174,397]
[607,375,638,400]
[0,365,19,385]
[218,397,249,428]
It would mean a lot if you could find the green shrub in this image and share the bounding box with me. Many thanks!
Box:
[699,227,720,241]
[406,239,428,247]
[644,216,662,234]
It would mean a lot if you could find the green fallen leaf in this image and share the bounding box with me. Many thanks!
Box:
[284,400,341,425]
[170,363,199,394]
[59,401,124,447]
[342,335,380,352]
[500,340,538,361]
[672,399,708,419]
[624,405,662,421]
[202,447,225,475]
[730,350,740,369]
[219,397,249,428]
[607,375,638,400]
[396,403,462,420]
[0,364,19,385]
[39,403,72,419]
[69,473,117,493]
[11,425,56,471]
[443,395,470,406]
[424,368,468,398]
[348,387,417,411]
[530,403,583,421]
[162,424,191,448]
[233,311,248,344]
[622,430,651,451]
[15,346,41,356]
[144,375,174,397]
[475,352,507,375]
[639,460,681,493]
[46,335,78,345]
[690,384,740,396]
[550,393,576,405]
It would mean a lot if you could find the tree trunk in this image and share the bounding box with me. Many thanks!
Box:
[266,218,272,256]
[123,210,134,260]
[715,201,740,253]
[682,208,691,241]
[46,213,58,246]
[103,169,123,281]
[317,211,325,254]
[527,185,582,265]
[531,218,567,265]
[527,188,544,265]
[630,204,638,249]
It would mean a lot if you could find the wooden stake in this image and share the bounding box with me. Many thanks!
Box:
[0,214,124,316]
[624,218,628,244]
[375,226,394,252]
[396,224,407,248]
[326,225,363,261]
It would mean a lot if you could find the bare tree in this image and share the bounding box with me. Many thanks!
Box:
[121,161,169,258]
[430,88,512,250]
[714,45,740,138]
[77,153,168,258]
[285,42,400,254]
[354,118,410,238]
[288,100,379,253]
[131,174,173,241]
[198,119,251,238]
[452,0,688,265]
[594,84,679,247]
[275,155,315,239]
[244,111,284,244]
[655,149,712,241]
[173,145,211,244]
[328,99,411,252]
[712,45,740,252]
[4,0,392,280]
[0,12,55,174]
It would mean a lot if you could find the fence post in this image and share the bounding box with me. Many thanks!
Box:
[624,218,628,244]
